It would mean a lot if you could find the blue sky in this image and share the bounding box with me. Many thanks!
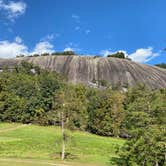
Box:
[0,0,166,64]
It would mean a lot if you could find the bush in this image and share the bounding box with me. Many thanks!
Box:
[51,51,76,56]
[41,53,50,56]
[155,63,166,69]
[107,52,125,59]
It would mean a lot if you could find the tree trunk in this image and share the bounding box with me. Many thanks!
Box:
[155,160,159,166]
[142,160,145,166]
[61,110,65,160]
[164,144,166,162]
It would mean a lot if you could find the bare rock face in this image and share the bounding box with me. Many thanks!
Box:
[0,55,166,89]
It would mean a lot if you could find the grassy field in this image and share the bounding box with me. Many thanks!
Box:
[0,123,125,166]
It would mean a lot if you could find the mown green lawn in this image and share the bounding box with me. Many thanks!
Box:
[0,123,125,166]
[0,123,20,129]
[0,159,57,166]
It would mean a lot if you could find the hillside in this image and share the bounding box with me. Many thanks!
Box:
[0,55,166,89]
[0,123,125,166]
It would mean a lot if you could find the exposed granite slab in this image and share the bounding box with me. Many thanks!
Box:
[0,55,166,89]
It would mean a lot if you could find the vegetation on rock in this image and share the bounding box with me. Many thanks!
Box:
[16,51,76,58]
[155,63,166,69]
[107,52,125,59]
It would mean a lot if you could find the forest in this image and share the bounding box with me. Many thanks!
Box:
[0,62,165,166]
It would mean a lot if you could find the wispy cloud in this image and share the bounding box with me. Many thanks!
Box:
[0,0,27,21]
[64,42,81,53]
[15,36,22,43]
[41,34,54,41]
[55,33,61,38]
[71,14,92,35]
[75,26,80,31]
[85,29,91,35]
[72,14,80,21]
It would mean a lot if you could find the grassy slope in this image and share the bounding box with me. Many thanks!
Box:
[0,123,21,129]
[0,123,125,166]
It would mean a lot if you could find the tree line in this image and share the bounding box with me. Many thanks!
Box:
[155,63,166,69]
[16,51,76,58]
[0,62,165,165]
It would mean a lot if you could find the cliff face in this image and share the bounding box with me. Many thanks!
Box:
[0,55,166,89]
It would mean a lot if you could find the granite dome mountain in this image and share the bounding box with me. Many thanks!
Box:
[0,55,166,89]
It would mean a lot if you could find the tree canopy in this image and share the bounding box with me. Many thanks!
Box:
[107,52,125,59]
[155,63,166,69]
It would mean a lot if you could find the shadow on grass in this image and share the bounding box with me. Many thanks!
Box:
[53,152,78,160]
[110,156,124,166]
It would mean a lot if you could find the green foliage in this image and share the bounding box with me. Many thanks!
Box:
[53,84,88,130]
[51,51,76,56]
[98,79,110,87]
[1,62,127,137]
[15,50,77,58]
[87,89,125,136]
[16,54,25,58]
[115,84,166,166]
[41,53,50,56]
[155,63,166,69]
[0,62,64,124]
[93,55,101,58]
[33,54,40,57]
[107,52,125,59]
[91,79,110,87]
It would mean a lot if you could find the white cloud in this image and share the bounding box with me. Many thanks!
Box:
[64,47,74,52]
[72,14,80,24]
[71,14,92,35]
[41,34,54,41]
[0,38,28,58]
[15,36,22,43]
[0,0,26,21]
[32,41,54,54]
[100,50,113,57]
[0,37,159,63]
[72,14,80,20]
[129,47,159,63]
[45,34,54,40]
[100,47,159,63]
[64,42,81,53]
[75,26,80,31]
[85,29,91,34]
[0,36,55,58]
[101,49,128,57]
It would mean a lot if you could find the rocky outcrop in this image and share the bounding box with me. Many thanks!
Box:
[0,55,166,89]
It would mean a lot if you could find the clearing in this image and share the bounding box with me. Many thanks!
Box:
[0,123,125,166]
